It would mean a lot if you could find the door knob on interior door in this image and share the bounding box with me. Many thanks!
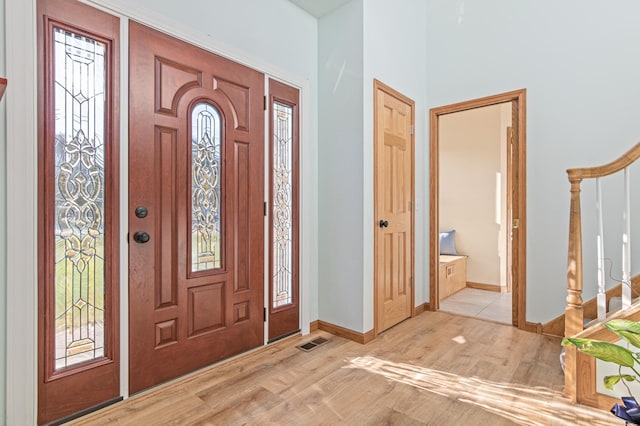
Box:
[379,220,389,228]
[133,231,150,244]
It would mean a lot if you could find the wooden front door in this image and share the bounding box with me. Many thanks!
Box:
[37,0,121,423]
[374,80,415,333]
[267,79,300,341]
[129,22,265,393]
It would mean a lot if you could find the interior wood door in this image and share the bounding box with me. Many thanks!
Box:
[129,22,265,393]
[374,80,414,333]
[506,126,514,295]
[37,0,121,423]
[510,101,521,327]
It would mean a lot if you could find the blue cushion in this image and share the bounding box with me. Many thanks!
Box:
[439,230,457,255]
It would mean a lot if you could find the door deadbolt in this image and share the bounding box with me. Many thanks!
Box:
[135,206,149,218]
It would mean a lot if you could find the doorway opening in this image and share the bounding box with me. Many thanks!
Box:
[429,90,526,329]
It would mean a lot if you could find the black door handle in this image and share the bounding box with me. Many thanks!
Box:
[133,231,150,244]
[379,220,389,228]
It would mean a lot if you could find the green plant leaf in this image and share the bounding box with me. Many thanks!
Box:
[562,337,635,367]
[604,375,636,390]
[562,337,591,347]
[604,319,640,349]
[606,319,640,334]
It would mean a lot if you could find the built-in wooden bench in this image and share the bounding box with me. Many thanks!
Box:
[439,255,467,300]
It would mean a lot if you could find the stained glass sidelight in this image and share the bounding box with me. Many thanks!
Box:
[272,102,294,308]
[191,103,222,272]
[53,27,106,369]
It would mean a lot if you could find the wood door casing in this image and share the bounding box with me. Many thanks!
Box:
[128,22,264,394]
[374,80,415,333]
[428,89,527,329]
[37,0,120,423]
[268,79,300,341]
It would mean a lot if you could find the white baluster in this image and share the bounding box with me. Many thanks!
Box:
[596,178,606,320]
[622,167,632,309]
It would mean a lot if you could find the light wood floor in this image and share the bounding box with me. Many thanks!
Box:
[71,311,615,425]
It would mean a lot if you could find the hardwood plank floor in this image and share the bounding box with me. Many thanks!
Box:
[71,311,616,425]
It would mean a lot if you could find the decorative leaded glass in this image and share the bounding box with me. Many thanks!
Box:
[272,102,294,308]
[53,27,106,369]
[191,103,222,272]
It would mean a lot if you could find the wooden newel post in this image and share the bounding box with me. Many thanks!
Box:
[566,174,584,336]
[565,173,584,401]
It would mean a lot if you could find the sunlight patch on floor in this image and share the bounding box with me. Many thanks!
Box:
[452,335,467,344]
[347,356,614,426]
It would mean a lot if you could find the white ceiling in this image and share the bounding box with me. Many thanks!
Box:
[288,0,353,18]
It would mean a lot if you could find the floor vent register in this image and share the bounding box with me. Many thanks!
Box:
[297,337,329,352]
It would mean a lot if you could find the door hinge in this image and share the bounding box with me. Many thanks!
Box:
[264,307,267,322]
[264,201,268,216]
[126,232,129,244]
[513,218,520,229]
[264,95,267,111]
[410,124,415,135]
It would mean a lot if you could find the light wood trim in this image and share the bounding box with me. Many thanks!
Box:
[567,142,640,180]
[429,106,439,311]
[542,315,565,338]
[429,89,527,333]
[317,321,375,344]
[543,274,640,338]
[466,282,500,292]
[579,392,620,412]
[414,303,430,315]
[524,322,542,333]
[0,78,6,101]
[309,320,319,332]
[373,79,415,337]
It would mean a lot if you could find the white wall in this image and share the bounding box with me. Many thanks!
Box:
[93,0,318,83]
[0,0,6,420]
[318,0,365,331]
[439,104,504,286]
[317,0,428,333]
[425,0,640,323]
[363,0,428,324]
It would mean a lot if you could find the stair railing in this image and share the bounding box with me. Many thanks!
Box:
[565,142,640,401]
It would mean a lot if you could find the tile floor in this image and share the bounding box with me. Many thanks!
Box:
[439,287,512,324]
